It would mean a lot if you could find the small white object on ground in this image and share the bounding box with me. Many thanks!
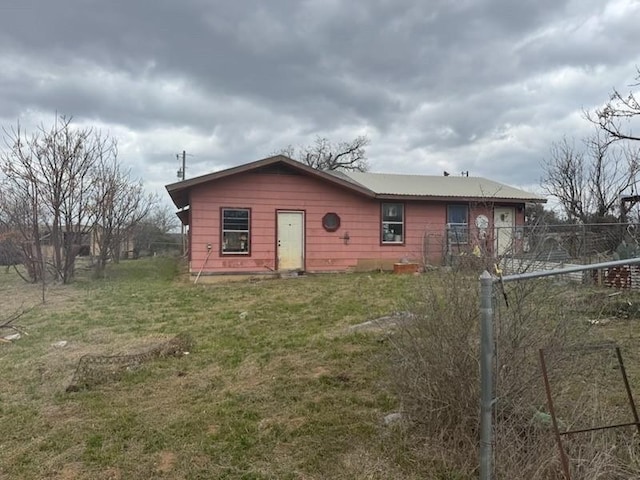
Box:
[384,412,403,426]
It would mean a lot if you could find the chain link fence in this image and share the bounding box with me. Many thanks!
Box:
[435,222,640,273]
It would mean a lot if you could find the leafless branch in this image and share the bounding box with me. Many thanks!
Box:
[279,135,370,171]
[541,131,640,222]
[0,307,32,336]
[587,68,640,142]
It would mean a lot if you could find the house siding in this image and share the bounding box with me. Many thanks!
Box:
[190,171,441,274]
[188,171,527,275]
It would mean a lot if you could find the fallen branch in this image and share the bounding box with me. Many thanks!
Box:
[0,308,31,337]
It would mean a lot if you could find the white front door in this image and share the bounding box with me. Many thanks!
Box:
[277,211,304,271]
[494,207,515,256]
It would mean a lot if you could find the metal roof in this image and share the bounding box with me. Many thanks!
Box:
[339,171,545,202]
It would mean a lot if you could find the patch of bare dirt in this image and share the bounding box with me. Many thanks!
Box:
[55,462,83,480]
[98,468,121,480]
[340,446,411,479]
[156,451,176,474]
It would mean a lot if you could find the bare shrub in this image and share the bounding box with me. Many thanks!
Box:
[390,269,640,479]
[389,272,480,477]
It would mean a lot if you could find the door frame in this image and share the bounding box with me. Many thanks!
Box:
[275,209,306,271]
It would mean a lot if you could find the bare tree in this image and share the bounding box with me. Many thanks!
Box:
[0,228,23,269]
[589,68,640,142]
[91,155,154,278]
[0,116,153,283]
[524,203,563,226]
[281,135,370,171]
[0,118,107,283]
[541,131,640,222]
[132,205,181,257]
[542,137,586,222]
[0,129,47,283]
[149,205,180,234]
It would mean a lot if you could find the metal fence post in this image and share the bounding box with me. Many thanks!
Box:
[480,270,494,480]
[476,256,640,477]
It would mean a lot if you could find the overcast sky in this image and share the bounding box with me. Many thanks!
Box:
[1,0,639,208]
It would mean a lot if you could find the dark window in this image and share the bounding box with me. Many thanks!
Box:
[447,205,469,245]
[382,203,404,243]
[322,212,341,232]
[222,208,250,254]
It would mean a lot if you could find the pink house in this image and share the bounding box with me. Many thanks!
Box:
[166,155,545,277]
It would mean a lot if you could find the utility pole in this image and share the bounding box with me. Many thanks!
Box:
[177,151,187,255]
[181,150,186,181]
[176,150,186,181]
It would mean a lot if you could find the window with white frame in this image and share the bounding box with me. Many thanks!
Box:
[381,203,404,243]
[221,208,250,254]
[447,205,469,244]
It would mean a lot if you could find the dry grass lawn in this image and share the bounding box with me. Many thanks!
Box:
[3,258,640,479]
[0,258,425,480]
